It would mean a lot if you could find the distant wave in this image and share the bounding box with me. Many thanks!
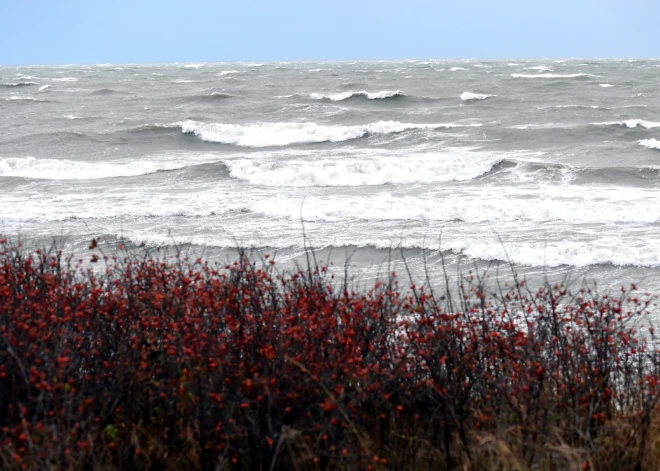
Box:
[450,67,466,71]
[38,85,51,92]
[2,97,41,102]
[600,83,614,88]
[90,88,124,95]
[224,152,503,186]
[210,92,234,99]
[2,82,37,87]
[51,77,79,82]
[460,92,494,101]
[640,139,660,150]
[218,70,240,76]
[511,73,595,79]
[309,90,404,101]
[593,119,660,129]
[525,65,553,72]
[179,120,481,147]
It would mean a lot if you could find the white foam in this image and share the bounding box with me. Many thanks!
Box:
[511,73,595,79]
[180,120,480,147]
[309,90,403,101]
[0,154,220,180]
[218,70,240,76]
[446,238,660,268]
[450,67,466,71]
[599,83,614,88]
[224,151,501,187]
[38,85,51,92]
[51,77,78,82]
[640,139,660,150]
[183,63,204,68]
[525,65,553,72]
[460,92,494,101]
[243,186,660,226]
[593,119,660,129]
[308,68,330,72]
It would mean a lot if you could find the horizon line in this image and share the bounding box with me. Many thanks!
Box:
[2,55,659,68]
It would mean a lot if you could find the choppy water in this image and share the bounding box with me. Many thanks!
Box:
[2,59,660,290]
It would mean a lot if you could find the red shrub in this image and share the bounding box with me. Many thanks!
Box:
[0,238,659,470]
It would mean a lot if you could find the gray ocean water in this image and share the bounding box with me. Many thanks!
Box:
[2,59,660,291]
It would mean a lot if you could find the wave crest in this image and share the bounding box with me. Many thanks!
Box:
[593,119,660,129]
[225,152,502,186]
[180,120,480,147]
[309,90,404,101]
[2,82,37,87]
[640,139,660,150]
[460,92,494,101]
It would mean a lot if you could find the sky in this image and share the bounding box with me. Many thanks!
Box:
[2,0,659,65]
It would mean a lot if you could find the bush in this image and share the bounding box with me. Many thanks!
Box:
[1,237,660,470]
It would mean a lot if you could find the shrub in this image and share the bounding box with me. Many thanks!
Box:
[1,237,660,470]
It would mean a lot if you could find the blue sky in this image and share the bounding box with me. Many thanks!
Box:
[2,0,659,65]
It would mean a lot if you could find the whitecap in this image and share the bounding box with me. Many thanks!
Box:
[599,83,614,88]
[640,139,660,150]
[593,119,660,129]
[224,151,503,187]
[309,90,403,101]
[460,92,494,101]
[179,120,481,147]
[0,154,221,180]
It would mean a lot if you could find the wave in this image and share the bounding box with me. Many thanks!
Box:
[218,70,240,76]
[600,83,614,88]
[224,152,503,186]
[450,67,466,71]
[511,73,595,79]
[51,77,79,82]
[460,92,494,101]
[0,154,224,180]
[593,119,660,129]
[90,88,124,95]
[2,82,37,87]
[525,65,553,72]
[38,85,51,92]
[640,139,660,150]
[309,90,404,101]
[179,120,481,147]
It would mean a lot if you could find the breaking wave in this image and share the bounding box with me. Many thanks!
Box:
[224,152,503,186]
[179,120,481,147]
[640,139,660,150]
[2,82,38,87]
[0,154,222,180]
[460,92,494,101]
[593,119,660,129]
[309,90,405,101]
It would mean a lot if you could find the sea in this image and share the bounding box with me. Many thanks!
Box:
[1,59,660,293]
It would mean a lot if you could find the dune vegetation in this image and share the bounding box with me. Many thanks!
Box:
[2,237,660,470]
